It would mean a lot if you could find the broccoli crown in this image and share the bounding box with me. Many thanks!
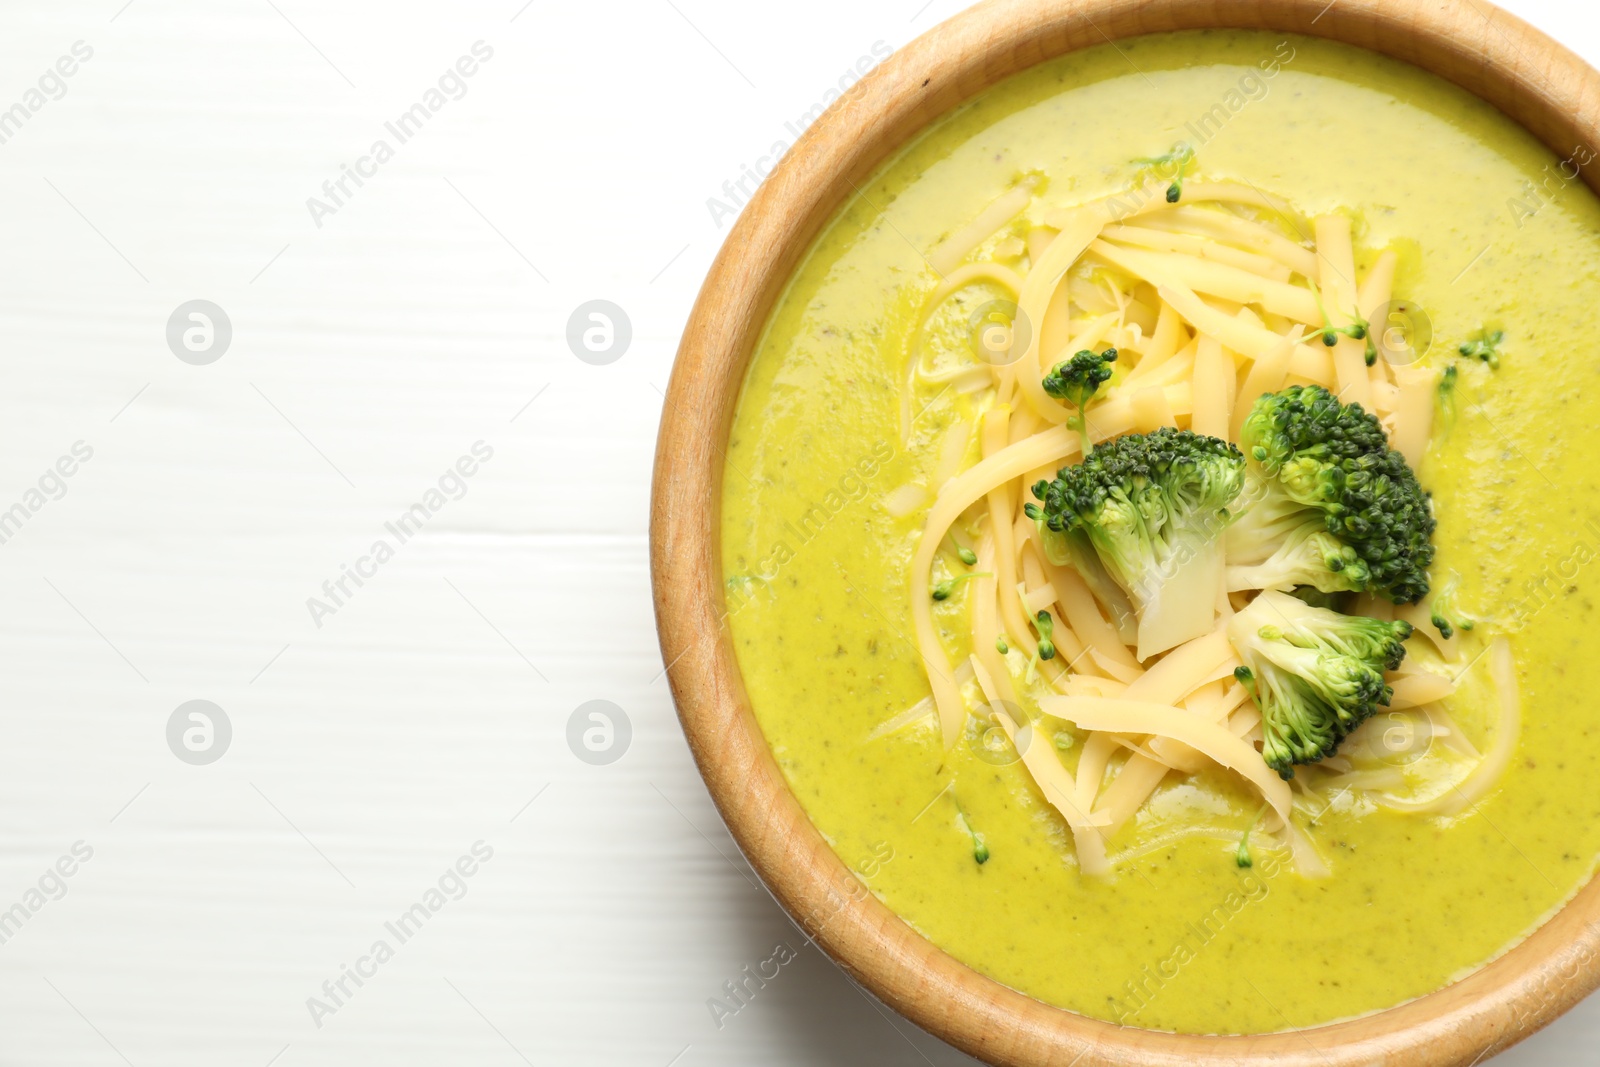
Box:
[1042,348,1118,410]
[1241,384,1390,473]
[1229,591,1412,778]
[1237,386,1435,604]
[1027,428,1243,593]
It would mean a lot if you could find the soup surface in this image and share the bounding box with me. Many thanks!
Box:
[720,30,1600,1033]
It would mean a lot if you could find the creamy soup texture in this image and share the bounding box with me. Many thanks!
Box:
[721,30,1600,1033]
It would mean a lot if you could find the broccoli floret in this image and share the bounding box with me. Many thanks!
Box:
[1227,385,1436,604]
[1043,348,1117,457]
[1229,590,1412,778]
[1026,428,1245,659]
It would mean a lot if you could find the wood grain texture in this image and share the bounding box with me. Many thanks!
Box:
[651,2,1600,1064]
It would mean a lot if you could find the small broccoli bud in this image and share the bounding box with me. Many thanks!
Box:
[932,572,992,600]
[955,804,988,865]
[1459,328,1504,369]
[1428,573,1477,640]
[1317,306,1368,348]
[1042,348,1118,457]
[1134,143,1195,204]
[1436,363,1458,439]
[1236,806,1267,869]
[995,637,1009,655]
[1313,285,1369,348]
[1034,609,1056,661]
[948,535,978,566]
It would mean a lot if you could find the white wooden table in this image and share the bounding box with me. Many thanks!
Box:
[0,1,1594,1063]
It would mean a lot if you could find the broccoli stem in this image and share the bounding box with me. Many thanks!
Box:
[1135,535,1227,662]
[1034,523,1139,645]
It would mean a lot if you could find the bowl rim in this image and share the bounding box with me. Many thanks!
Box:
[650,1,1600,1063]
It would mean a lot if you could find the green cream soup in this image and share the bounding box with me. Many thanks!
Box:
[720,31,1600,1033]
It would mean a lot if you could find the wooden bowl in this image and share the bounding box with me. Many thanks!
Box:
[651,1,1600,1063]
